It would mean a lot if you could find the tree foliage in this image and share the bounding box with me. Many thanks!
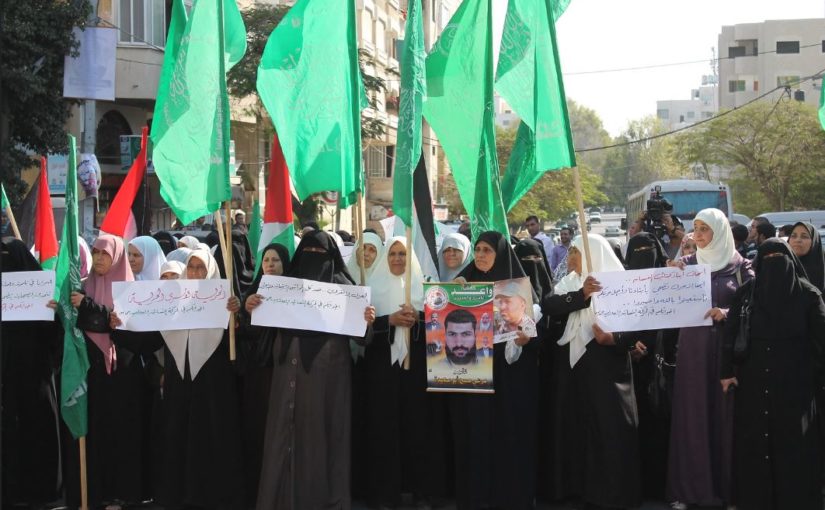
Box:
[0,0,91,205]
[675,99,825,215]
[600,116,684,205]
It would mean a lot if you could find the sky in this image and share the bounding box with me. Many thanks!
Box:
[491,0,824,137]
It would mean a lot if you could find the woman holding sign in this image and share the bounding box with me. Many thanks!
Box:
[544,234,640,509]
[721,239,825,509]
[253,231,376,510]
[452,231,538,510]
[1,238,62,508]
[239,242,291,506]
[361,236,448,509]
[65,234,159,509]
[666,208,752,509]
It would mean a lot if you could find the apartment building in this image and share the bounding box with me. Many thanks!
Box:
[656,76,719,131]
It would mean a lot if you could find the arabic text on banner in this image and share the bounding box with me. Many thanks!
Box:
[251,275,371,337]
[112,280,231,332]
[592,265,713,332]
[1,271,56,322]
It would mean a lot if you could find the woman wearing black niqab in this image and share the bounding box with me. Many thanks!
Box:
[452,231,539,510]
[722,238,825,510]
[1,238,62,508]
[256,231,375,510]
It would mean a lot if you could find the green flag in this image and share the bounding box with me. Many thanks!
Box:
[151,0,247,226]
[495,0,576,212]
[256,0,365,209]
[819,76,825,130]
[423,0,508,239]
[392,0,426,228]
[1,183,8,210]
[56,135,89,439]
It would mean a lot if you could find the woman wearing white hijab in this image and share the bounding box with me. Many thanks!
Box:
[128,236,167,281]
[159,260,185,280]
[177,235,200,250]
[361,236,447,508]
[345,231,384,285]
[437,232,472,282]
[665,208,752,509]
[141,249,244,509]
[166,247,192,264]
[544,234,641,509]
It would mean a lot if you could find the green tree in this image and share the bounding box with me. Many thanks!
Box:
[0,0,91,204]
[600,116,683,206]
[567,98,611,172]
[676,100,825,214]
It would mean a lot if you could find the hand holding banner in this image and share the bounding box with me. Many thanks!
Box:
[251,275,371,338]
[112,280,231,331]
[592,265,713,332]
[1,271,55,321]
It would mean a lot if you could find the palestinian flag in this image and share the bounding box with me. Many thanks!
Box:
[392,152,439,280]
[99,126,148,240]
[34,156,59,269]
[258,132,295,264]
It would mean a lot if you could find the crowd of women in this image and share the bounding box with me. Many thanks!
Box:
[2,207,824,510]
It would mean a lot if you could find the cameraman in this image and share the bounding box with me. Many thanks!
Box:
[662,215,685,260]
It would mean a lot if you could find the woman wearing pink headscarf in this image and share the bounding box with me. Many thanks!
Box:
[65,234,162,510]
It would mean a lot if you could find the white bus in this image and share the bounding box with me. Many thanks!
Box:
[626,179,733,233]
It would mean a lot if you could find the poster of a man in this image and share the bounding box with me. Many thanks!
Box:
[493,277,536,343]
[424,282,494,393]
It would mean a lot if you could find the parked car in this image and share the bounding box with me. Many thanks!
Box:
[589,211,602,223]
[604,226,623,237]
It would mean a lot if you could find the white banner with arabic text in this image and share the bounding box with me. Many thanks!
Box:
[112,280,231,332]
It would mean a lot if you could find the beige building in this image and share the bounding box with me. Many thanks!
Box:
[718,18,825,110]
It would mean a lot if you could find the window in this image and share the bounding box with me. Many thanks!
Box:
[502,119,511,126]
[753,80,759,92]
[776,41,800,54]
[728,46,746,58]
[821,40,825,52]
[776,75,800,87]
[687,111,695,119]
[679,115,685,123]
[96,110,133,165]
[119,0,165,47]
[728,80,746,93]
[702,112,713,119]
[365,146,386,178]
[656,109,669,120]
[385,146,395,178]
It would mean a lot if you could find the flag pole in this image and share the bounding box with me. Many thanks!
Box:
[79,437,89,510]
[572,166,592,272]
[403,225,412,370]
[4,202,21,240]
[214,208,236,360]
[225,202,236,360]
[356,192,366,284]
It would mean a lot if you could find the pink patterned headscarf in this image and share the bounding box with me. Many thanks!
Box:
[83,235,134,374]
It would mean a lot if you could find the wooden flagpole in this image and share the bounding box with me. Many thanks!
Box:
[4,202,21,240]
[214,208,236,360]
[79,437,89,510]
[356,193,366,284]
[225,202,236,360]
[572,166,593,273]
[403,226,412,370]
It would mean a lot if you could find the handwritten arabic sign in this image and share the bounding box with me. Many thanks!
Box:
[251,275,371,337]
[112,280,231,331]
[592,265,713,332]
[1,271,55,321]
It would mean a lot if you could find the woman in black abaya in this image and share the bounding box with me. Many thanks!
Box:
[452,231,539,510]
[1,238,63,508]
[254,231,375,510]
[722,239,825,509]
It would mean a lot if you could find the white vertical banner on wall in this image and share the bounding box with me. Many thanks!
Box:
[63,27,117,101]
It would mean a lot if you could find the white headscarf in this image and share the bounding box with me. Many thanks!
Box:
[437,233,472,282]
[129,236,167,281]
[694,208,736,272]
[345,232,384,285]
[166,247,192,263]
[369,236,425,366]
[160,249,225,380]
[160,260,185,278]
[78,236,93,280]
[555,234,625,368]
[177,235,200,250]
